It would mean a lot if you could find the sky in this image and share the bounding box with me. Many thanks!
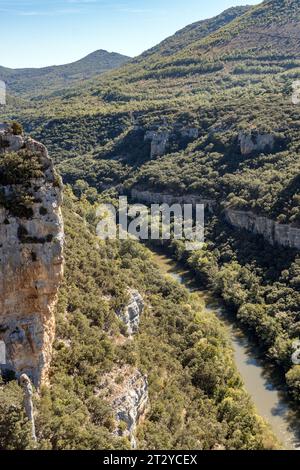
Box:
[0,0,261,69]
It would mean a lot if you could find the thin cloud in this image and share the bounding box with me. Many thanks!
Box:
[19,8,82,16]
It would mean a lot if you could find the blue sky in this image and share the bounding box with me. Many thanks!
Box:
[0,0,260,68]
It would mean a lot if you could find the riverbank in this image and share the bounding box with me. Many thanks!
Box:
[150,249,300,450]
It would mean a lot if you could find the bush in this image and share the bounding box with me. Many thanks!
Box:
[11,121,23,136]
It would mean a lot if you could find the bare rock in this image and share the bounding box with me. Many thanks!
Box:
[225,209,300,250]
[238,131,274,156]
[97,366,149,448]
[180,127,199,139]
[20,373,36,442]
[117,289,144,336]
[144,130,170,158]
[0,128,64,387]
[131,188,216,214]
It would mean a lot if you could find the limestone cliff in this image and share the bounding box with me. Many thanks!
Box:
[131,188,216,213]
[117,289,144,336]
[131,188,300,250]
[238,131,274,156]
[144,130,170,159]
[144,125,199,159]
[225,208,300,250]
[96,366,149,448]
[0,123,64,387]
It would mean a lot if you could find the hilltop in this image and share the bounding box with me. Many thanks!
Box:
[140,5,251,58]
[0,49,130,97]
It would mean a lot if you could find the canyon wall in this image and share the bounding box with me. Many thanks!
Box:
[131,187,300,251]
[131,188,216,213]
[225,208,300,250]
[0,124,64,387]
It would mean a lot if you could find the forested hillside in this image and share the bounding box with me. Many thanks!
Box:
[0,50,130,97]
[1,0,300,446]
[0,189,277,450]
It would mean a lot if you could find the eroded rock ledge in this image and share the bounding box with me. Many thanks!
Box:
[0,123,64,387]
[131,188,216,213]
[225,208,300,250]
[130,188,300,250]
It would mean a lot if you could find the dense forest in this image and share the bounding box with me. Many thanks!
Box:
[0,190,277,449]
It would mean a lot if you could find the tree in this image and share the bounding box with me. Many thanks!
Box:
[0,379,33,450]
[286,366,300,403]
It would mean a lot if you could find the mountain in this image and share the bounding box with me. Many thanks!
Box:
[0,49,130,97]
[139,5,251,58]
[4,0,300,421]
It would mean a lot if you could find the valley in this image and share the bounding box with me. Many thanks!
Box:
[151,249,300,450]
[0,0,300,452]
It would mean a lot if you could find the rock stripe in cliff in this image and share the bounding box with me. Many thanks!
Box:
[131,188,300,250]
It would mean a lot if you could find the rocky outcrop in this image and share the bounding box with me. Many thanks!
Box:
[131,188,216,213]
[0,131,24,152]
[238,131,274,155]
[117,289,144,336]
[20,374,36,442]
[96,366,149,448]
[144,130,170,158]
[131,189,299,250]
[0,83,5,106]
[0,123,64,387]
[144,126,199,159]
[225,209,300,250]
[180,127,199,139]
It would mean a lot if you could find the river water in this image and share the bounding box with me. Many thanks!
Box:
[151,250,300,451]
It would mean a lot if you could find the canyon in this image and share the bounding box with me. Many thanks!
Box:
[131,188,300,251]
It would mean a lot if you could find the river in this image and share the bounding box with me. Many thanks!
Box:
[150,249,300,451]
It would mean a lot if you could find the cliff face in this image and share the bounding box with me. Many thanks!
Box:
[130,188,300,250]
[117,289,144,336]
[144,130,170,159]
[225,208,300,250]
[238,132,275,156]
[131,188,216,213]
[97,366,149,449]
[143,125,199,159]
[0,124,64,387]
